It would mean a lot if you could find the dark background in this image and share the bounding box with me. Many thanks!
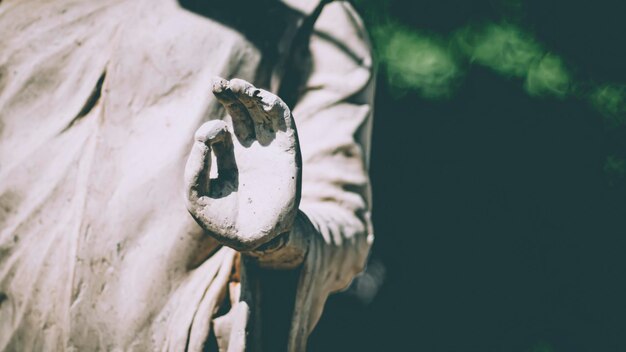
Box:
[309,0,626,351]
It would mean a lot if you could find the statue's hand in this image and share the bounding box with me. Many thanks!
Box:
[185,78,302,252]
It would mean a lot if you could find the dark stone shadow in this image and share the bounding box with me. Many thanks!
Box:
[207,133,239,199]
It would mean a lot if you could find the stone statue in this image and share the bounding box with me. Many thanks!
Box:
[0,0,374,351]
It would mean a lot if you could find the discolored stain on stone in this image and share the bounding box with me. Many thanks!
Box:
[0,190,21,228]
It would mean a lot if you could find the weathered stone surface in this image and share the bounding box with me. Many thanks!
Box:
[0,1,374,350]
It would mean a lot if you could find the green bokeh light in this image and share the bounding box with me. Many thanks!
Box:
[525,54,571,98]
[457,23,542,78]
[590,84,626,126]
[375,24,461,99]
[358,1,622,130]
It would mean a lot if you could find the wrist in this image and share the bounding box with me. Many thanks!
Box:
[245,212,310,269]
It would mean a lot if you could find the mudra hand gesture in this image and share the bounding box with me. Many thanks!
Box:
[185,78,302,254]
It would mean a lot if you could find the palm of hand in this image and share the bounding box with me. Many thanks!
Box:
[185,78,302,251]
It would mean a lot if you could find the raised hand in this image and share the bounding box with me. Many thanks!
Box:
[184,78,302,252]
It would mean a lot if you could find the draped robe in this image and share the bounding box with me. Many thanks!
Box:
[0,0,374,350]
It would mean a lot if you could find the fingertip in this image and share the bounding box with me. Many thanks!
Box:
[194,120,229,143]
[211,77,229,95]
[229,78,253,95]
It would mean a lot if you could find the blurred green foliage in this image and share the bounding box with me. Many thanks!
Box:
[353,0,626,194]
[355,0,623,124]
[456,23,541,78]
[372,20,575,100]
[524,54,570,98]
[456,23,571,98]
[590,84,626,127]
[374,25,461,98]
